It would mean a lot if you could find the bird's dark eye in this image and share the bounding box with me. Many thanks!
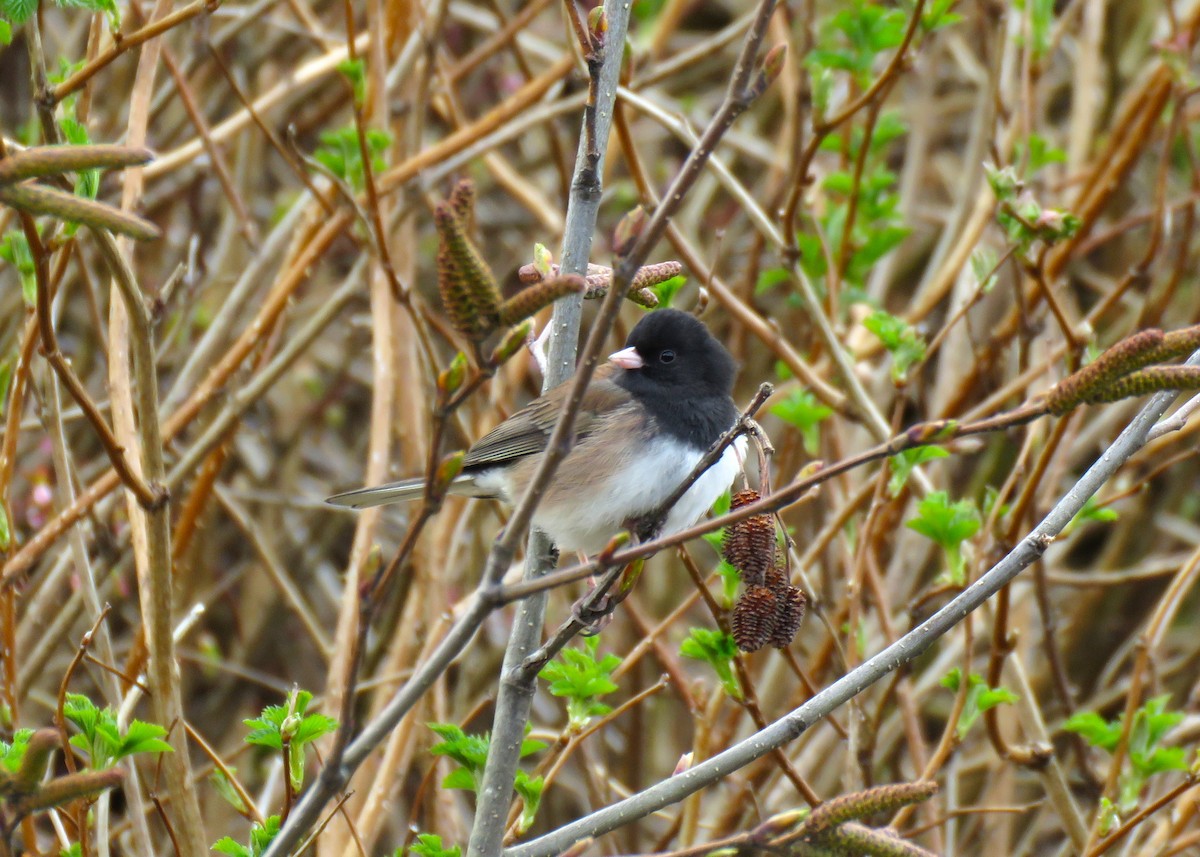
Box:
[660,349,676,364]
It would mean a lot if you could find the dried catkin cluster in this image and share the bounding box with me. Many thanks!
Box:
[723,490,807,652]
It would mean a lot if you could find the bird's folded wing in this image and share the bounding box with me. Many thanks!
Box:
[461,370,628,470]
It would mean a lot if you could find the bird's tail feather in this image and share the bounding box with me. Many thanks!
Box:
[326,474,487,508]
[326,479,426,508]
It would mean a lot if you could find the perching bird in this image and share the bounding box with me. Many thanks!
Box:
[327,309,746,555]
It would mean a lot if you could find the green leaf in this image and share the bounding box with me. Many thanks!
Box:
[755,267,791,295]
[1064,711,1122,752]
[680,628,741,700]
[519,736,547,758]
[916,0,962,31]
[540,637,622,729]
[56,0,120,27]
[0,728,33,773]
[211,816,279,857]
[0,0,36,25]
[212,838,252,857]
[853,224,910,272]
[863,310,926,383]
[0,19,11,43]
[243,708,286,750]
[513,771,544,834]
[209,769,248,813]
[427,723,490,772]
[58,116,99,202]
[249,816,281,857]
[907,492,981,547]
[0,231,37,307]
[407,833,462,857]
[1017,133,1066,174]
[770,389,834,455]
[887,446,948,496]
[985,164,1020,201]
[906,491,981,584]
[1014,0,1054,58]
[969,247,999,293]
[336,58,367,106]
[794,232,827,281]
[940,669,1018,738]
[650,274,685,308]
[441,766,478,792]
[292,712,338,746]
[716,558,740,607]
[631,0,667,25]
[312,125,391,191]
[115,720,171,760]
[1066,495,1119,533]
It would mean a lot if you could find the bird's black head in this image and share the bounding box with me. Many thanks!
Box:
[612,309,737,399]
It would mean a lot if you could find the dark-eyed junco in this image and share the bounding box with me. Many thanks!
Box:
[327,309,746,554]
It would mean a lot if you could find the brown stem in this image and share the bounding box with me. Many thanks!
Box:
[50,0,221,103]
[14,208,162,509]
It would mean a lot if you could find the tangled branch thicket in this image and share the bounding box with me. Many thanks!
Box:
[3,0,1200,855]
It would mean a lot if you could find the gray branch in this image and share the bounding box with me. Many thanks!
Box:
[466,3,634,855]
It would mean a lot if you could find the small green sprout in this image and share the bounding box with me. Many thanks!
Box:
[1065,495,1119,534]
[539,636,622,730]
[1016,133,1066,174]
[649,274,685,308]
[940,669,1019,738]
[0,231,36,306]
[1065,695,1188,815]
[906,491,981,585]
[404,833,462,857]
[807,0,907,88]
[887,445,948,496]
[336,58,367,106]
[864,310,927,383]
[212,815,281,857]
[0,729,33,773]
[969,247,1000,294]
[243,688,337,791]
[771,389,834,455]
[426,723,545,794]
[312,125,391,191]
[62,693,173,770]
[680,628,741,700]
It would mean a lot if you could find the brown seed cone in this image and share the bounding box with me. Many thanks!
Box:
[804,781,939,835]
[764,564,789,591]
[497,275,586,327]
[1045,328,1164,415]
[723,490,775,586]
[1149,324,1200,363]
[517,260,663,307]
[448,178,475,232]
[769,583,807,649]
[434,200,501,340]
[732,585,778,653]
[1082,365,1200,405]
[437,245,498,340]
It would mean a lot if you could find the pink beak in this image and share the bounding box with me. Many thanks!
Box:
[608,346,644,370]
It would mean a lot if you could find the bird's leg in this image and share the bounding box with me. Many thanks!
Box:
[631,512,664,544]
[574,549,616,635]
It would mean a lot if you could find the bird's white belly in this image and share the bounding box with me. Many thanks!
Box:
[529,435,747,555]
